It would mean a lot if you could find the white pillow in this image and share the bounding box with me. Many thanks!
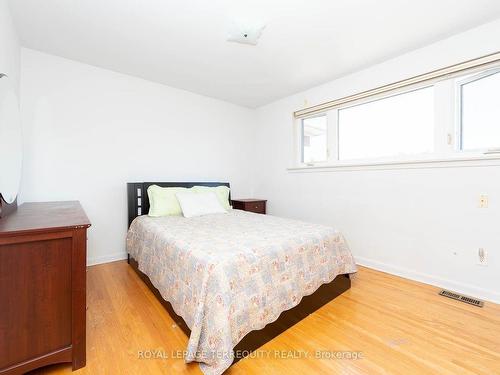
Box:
[175,191,227,218]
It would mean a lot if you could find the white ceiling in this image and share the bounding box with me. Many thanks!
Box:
[8,0,500,107]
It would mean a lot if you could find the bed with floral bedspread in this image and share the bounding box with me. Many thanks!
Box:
[126,209,357,375]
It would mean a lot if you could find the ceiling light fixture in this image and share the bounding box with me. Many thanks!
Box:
[227,22,266,46]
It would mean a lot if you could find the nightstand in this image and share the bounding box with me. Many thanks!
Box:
[231,199,267,214]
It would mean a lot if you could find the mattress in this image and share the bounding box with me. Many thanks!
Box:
[126,209,357,374]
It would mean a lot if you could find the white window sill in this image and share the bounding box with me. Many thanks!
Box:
[287,153,500,172]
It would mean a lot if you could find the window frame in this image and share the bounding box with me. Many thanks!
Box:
[291,63,500,171]
[457,67,500,152]
[297,113,334,166]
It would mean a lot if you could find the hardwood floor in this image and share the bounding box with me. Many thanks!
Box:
[29,261,500,375]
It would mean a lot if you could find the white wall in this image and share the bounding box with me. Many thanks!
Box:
[19,48,255,265]
[254,20,500,303]
[15,15,500,302]
[0,0,19,90]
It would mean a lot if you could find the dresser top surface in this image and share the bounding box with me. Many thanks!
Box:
[0,201,91,236]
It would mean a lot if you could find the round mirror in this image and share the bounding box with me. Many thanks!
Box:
[0,74,22,204]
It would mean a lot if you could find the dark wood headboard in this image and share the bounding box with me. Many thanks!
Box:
[127,182,231,227]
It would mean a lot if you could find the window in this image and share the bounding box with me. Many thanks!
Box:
[460,70,500,151]
[293,61,500,169]
[301,115,327,163]
[338,87,434,160]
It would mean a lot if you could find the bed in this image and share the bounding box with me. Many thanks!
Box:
[126,182,357,375]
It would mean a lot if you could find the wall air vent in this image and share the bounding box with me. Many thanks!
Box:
[438,289,484,307]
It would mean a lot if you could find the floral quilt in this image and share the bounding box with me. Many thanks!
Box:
[126,210,357,374]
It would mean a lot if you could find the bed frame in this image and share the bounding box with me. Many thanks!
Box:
[126,181,351,364]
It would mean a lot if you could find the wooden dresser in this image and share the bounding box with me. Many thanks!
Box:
[0,201,90,374]
[231,199,267,214]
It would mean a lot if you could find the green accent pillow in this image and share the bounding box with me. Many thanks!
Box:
[191,185,231,210]
[147,185,187,217]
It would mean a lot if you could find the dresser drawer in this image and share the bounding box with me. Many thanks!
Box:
[244,201,265,214]
[231,199,267,214]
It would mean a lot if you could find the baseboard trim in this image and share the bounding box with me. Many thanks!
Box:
[356,256,500,304]
[85,252,499,304]
[87,252,128,267]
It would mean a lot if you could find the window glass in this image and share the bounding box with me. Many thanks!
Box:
[302,115,327,163]
[460,71,500,150]
[337,87,435,160]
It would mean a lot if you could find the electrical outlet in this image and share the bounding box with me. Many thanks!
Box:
[479,194,489,208]
[477,248,488,266]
